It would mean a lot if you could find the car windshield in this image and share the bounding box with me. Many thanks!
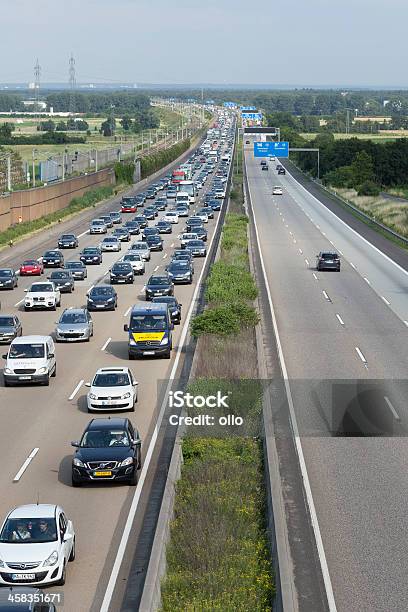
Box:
[50,272,69,279]
[123,254,141,261]
[29,284,53,292]
[187,241,203,247]
[83,249,98,254]
[91,287,112,296]
[130,314,167,331]
[93,373,130,387]
[44,251,59,257]
[149,277,169,285]
[66,262,83,269]
[112,264,131,272]
[22,260,38,266]
[0,317,14,326]
[131,244,147,250]
[153,297,176,305]
[9,343,45,359]
[61,235,75,240]
[170,262,188,270]
[321,253,339,260]
[92,221,104,225]
[81,429,129,448]
[103,238,117,243]
[0,517,57,543]
[0,270,12,277]
[60,312,87,324]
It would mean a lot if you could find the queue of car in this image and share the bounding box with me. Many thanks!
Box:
[0,111,235,590]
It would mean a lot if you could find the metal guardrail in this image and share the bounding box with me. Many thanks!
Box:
[287,160,408,247]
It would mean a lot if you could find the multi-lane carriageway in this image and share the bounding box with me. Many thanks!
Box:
[246,144,408,612]
[0,128,232,612]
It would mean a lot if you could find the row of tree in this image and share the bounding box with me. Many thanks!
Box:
[100,109,159,136]
[37,119,89,132]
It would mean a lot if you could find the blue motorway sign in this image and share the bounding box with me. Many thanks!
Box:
[242,112,263,120]
[241,106,257,111]
[253,141,289,158]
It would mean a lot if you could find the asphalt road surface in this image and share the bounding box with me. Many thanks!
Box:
[246,147,408,612]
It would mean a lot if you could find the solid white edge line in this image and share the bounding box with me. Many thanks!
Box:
[350,262,356,269]
[246,157,337,611]
[384,396,401,421]
[355,346,367,363]
[68,379,84,401]
[13,448,39,482]
[285,165,408,280]
[162,253,167,259]
[99,166,227,612]
[381,296,391,306]
[364,277,371,285]
[101,337,111,351]
[404,321,408,327]
[322,290,330,301]
[336,314,345,326]
[153,265,159,272]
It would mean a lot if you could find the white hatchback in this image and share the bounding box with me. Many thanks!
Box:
[86,366,138,412]
[0,504,75,586]
[272,186,283,195]
[163,211,179,224]
[120,253,145,275]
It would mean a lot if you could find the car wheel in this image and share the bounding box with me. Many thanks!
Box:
[128,469,138,486]
[56,563,66,586]
[51,304,56,311]
[43,375,50,386]
[69,537,76,561]
[4,380,10,387]
[164,349,171,359]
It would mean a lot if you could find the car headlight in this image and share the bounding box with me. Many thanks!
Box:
[107,297,114,302]
[38,367,48,374]
[88,298,94,303]
[160,337,169,346]
[73,457,84,467]
[122,392,131,399]
[0,559,4,568]
[120,457,134,467]
[129,338,136,346]
[43,551,58,567]
[4,368,12,374]
[65,282,70,286]
[89,393,97,400]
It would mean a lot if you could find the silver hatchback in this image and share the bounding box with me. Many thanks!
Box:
[55,307,94,342]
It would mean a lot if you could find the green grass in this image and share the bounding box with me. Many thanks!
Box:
[300,132,406,142]
[160,437,274,612]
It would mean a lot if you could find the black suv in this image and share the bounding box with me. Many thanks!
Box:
[48,270,75,293]
[145,275,174,300]
[110,262,134,284]
[316,251,341,271]
[71,418,142,487]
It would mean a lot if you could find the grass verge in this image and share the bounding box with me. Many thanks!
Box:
[160,131,274,610]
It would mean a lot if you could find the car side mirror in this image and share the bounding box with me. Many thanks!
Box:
[63,532,73,542]
[24,288,28,292]
[133,381,138,386]
[2,354,7,359]
[124,324,129,332]
[85,382,91,387]
[48,353,54,358]
[71,441,80,447]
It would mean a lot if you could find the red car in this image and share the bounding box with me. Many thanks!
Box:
[19,259,43,276]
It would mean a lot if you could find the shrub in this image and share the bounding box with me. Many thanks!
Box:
[206,261,258,303]
[114,162,134,184]
[140,139,190,178]
[357,180,381,196]
[191,303,258,338]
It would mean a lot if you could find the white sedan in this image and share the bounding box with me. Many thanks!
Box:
[0,504,75,586]
[163,211,179,224]
[86,366,138,412]
[272,186,283,195]
[120,253,145,275]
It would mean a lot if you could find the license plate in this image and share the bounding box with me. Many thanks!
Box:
[12,573,35,580]
[19,376,31,380]
[143,351,155,356]
[96,305,105,308]
[94,471,112,477]
[118,279,125,283]
[101,400,112,405]
[155,292,162,295]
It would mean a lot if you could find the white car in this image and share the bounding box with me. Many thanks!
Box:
[128,242,151,261]
[179,232,199,248]
[120,253,145,275]
[86,366,138,412]
[195,211,209,223]
[163,211,179,224]
[272,186,283,195]
[0,504,75,586]
[100,237,121,252]
[24,282,61,311]
[215,188,226,199]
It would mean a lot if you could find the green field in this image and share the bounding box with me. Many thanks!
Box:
[300,132,408,142]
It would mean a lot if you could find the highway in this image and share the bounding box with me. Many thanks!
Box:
[0,130,230,611]
[246,146,408,612]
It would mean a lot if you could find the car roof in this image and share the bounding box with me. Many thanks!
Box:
[131,303,168,314]
[88,417,128,430]
[95,367,129,374]
[10,335,52,344]
[8,504,57,519]
[62,307,86,314]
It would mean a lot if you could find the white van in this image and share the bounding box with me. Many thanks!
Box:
[175,191,190,207]
[3,335,56,386]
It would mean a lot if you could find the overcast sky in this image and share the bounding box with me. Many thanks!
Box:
[2,0,407,87]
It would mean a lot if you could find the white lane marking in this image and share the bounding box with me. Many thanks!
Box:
[322,231,326,236]
[299,249,303,254]
[404,321,408,327]
[305,258,309,266]
[69,380,84,401]
[78,230,88,238]
[289,231,293,236]
[364,277,371,285]
[316,224,320,229]
[13,448,39,482]
[154,265,159,272]
[381,296,391,305]
[293,239,297,244]
[322,290,330,301]
[170,242,174,248]
[285,224,288,228]
[312,272,318,280]
[338,249,343,256]
[384,396,401,421]
[355,346,367,364]
[246,162,337,612]
[350,262,356,269]
[329,240,334,246]
[101,337,111,351]
[14,298,24,307]
[99,168,227,612]
[162,253,167,259]
[336,314,345,326]
[123,306,131,317]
